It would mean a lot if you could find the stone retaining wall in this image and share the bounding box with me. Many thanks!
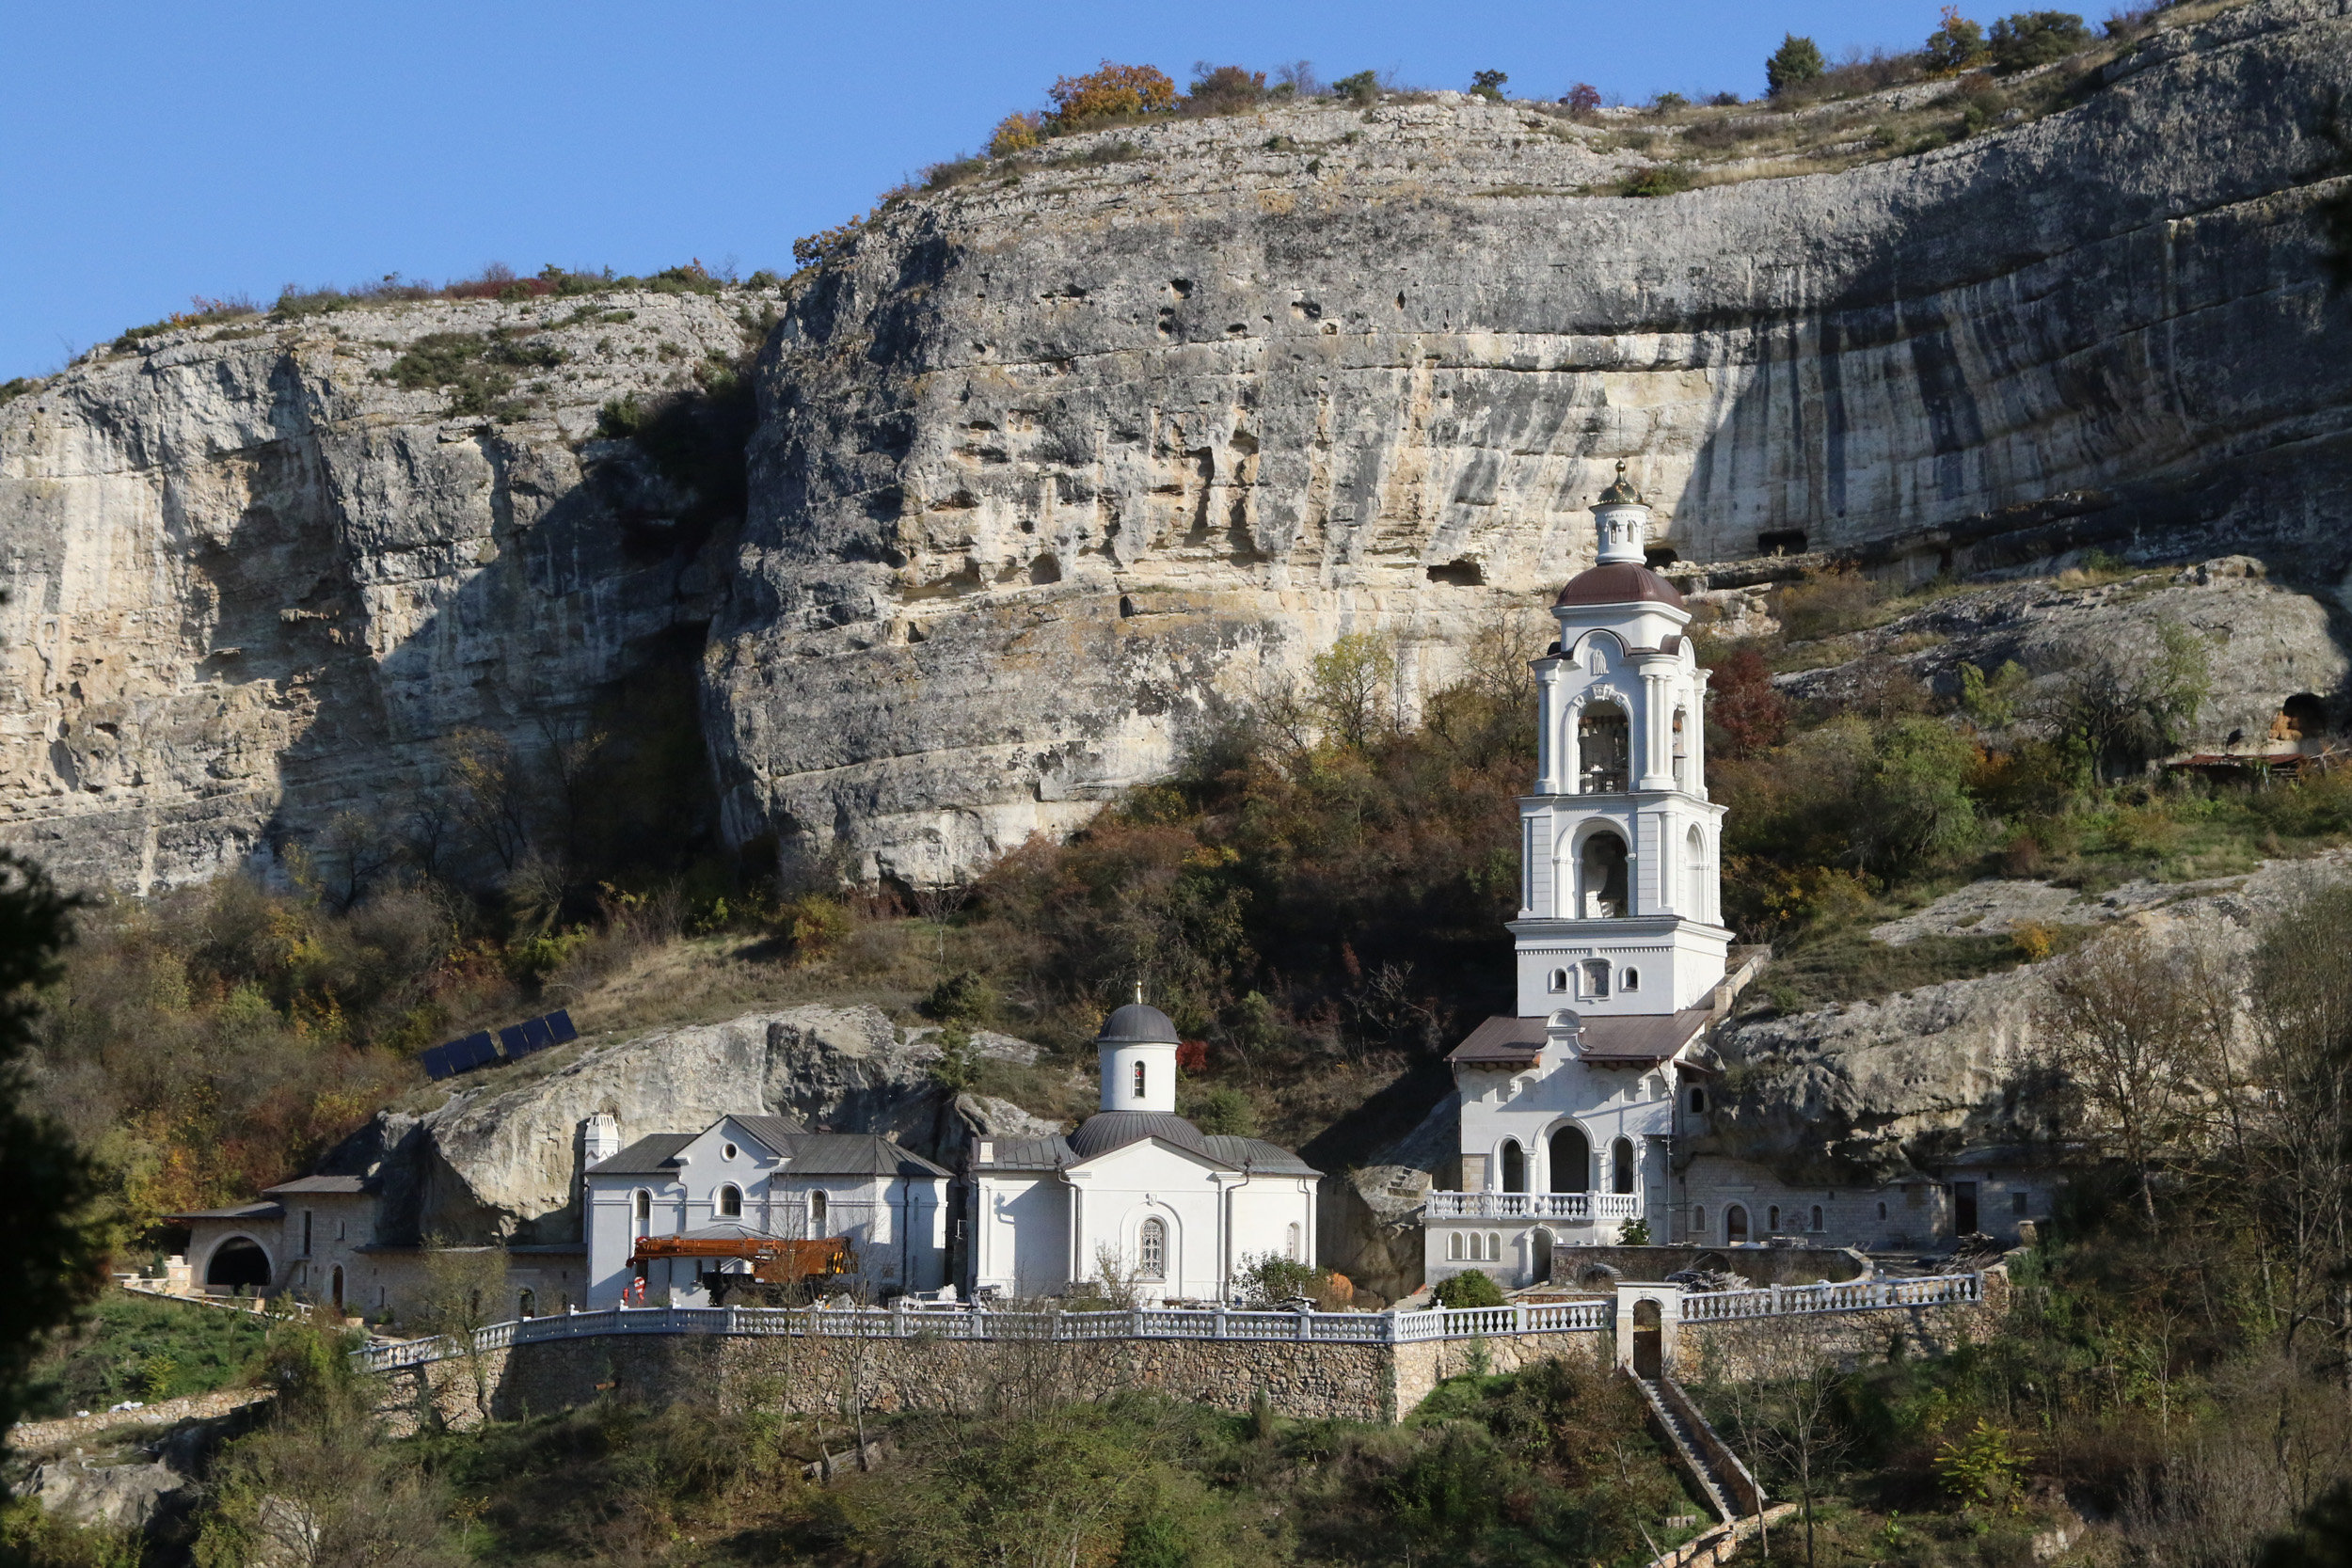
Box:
[365,1291,2000,1434]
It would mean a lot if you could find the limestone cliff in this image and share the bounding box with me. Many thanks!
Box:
[0,290,771,891]
[710,0,2352,880]
[4,0,2350,893]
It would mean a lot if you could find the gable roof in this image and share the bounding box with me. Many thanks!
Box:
[263,1175,373,1196]
[589,1132,695,1176]
[1201,1135,1321,1177]
[969,1134,1077,1172]
[1447,1007,1712,1068]
[162,1200,284,1223]
[727,1113,808,1153]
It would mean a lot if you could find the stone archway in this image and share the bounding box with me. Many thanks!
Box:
[1632,1298,1663,1378]
[1530,1227,1555,1285]
[1549,1126,1590,1194]
[204,1236,271,1290]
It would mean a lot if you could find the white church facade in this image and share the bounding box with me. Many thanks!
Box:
[966,1001,1321,1303]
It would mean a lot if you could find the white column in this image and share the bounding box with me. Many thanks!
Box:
[1535,663,1561,791]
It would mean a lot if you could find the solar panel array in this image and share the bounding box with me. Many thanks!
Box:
[421,1009,578,1081]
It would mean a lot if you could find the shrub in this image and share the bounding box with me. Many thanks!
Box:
[1047,60,1177,129]
[1923,6,1989,72]
[2011,921,2057,961]
[1433,1269,1507,1308]
[1235,1252,1324,1307]
[792,214,867,269]
[1621,163,1694,198]
[927,968,999,1023]
[1185,63,1265,115]
[778,893,850,959]
[1187,1084,1258,1136]
[1651,90,1688,112]
[1989,9,2090,69]
[1470,70,1508,103]
[1563,82,1602,117]
[1858,717,1981,872]
[1778,567,1889,641]
[1767,34,1826,95]
[1332,70,1379,106]
[989,112,1043,156]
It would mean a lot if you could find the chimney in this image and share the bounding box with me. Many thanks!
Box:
[583,1113,621,1166]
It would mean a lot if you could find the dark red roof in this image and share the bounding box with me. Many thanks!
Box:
[1554,562,1685,610]
[1447,1007,1712,1067]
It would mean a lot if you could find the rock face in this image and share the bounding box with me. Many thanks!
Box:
[0,289,770,892]
[1702,850,2352,1181]
[709,0,2352,879]
[336,1006,1052,1244]
[5,2,2351,892]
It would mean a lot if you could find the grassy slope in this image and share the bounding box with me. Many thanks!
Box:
[20,1288,267,1421]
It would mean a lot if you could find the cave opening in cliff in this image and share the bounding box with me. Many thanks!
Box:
[1757,530,1808,557]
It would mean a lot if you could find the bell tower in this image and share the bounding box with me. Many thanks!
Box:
[1513,464,1729,1018]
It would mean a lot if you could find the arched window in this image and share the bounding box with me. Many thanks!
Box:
[634,1189,652,1229]
[517,1289,536,1319]
[1487,1232,1502,1259]
[1286,1222,1302,1261]
[1133,1061,1148,1100]
[1689,1087,1708,1114]
[1685,825,1708,917]
[1449,1231,1465,1260]
[1692,1207,1707,1235]
[1579,704,1630,792]
[1811,1205,1824,1231]
[1501,1140,1527,1194]
[1622,968,1640,992]
[1672,707,1690,787]
[1582,958,1612,998]
[717,1184,742,1219]
[1877,1200,1887,1221]
[1611,1138,1635,1195]
[809,1191,828,1237]
[1549,1126,1590,1195]
[1646,1074,1665,1100]
[1726,1205,1751,1243]
[1549,968,1568,993]
[1580,832,1629,917]
[1768,1205,1781,1231]
[1137,1217,1167,1280]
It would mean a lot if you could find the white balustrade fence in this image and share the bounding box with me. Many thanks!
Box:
[353,1274,1982,1372]
[1422,1192,1641,1220]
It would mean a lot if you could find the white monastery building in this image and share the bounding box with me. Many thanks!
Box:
[1425,466,2047,1290]
[966,999,1322,1302]
[582,1115,952,1307]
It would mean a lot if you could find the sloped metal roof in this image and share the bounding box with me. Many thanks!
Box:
[262,1175,373,1196]
[969,1135,1077,1171]
[1201,1135,1321,1177]
[1069,1110,1218,1163]
[588,1132,695,1176]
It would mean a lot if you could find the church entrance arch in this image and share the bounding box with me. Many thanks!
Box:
[1724,1205,1750,1243]
[1632,1298,1663,1377]
[1549,1126,1590,1194]
[1500,1141,1527,1194]
[204,1237,271,1291]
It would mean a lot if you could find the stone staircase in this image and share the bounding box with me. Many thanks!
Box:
[1627,1371,1761,1525]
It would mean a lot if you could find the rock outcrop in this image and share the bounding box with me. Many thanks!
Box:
[5,1,2350,893]
[709,0,2352,879]
[335,1006,1056,1244]
[0,290,770,892]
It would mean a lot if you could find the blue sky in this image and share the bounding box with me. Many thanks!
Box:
[2,1,1959,380]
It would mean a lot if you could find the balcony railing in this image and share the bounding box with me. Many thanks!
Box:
[1422,1191,1641,1221]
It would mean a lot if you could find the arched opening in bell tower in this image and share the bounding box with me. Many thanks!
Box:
[1581,832,1629,919]
[1671,707,1689,787]
[1684,825,1708,918]
[1578,704,1630,793]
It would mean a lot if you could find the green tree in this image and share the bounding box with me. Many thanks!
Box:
[1332,70,1380,105]
[1988,10,2090,70]
[1310,632,1399,752]
[1766,34,1826,96]
[1433,1269,1506,1308]
[2040,617,2212,780]
[1924,6,1989,71]
[1857,718,1979,872]
[1470,69,1509,102]
[0,851,109,1449]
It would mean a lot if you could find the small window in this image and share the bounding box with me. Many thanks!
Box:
[1449,1231,1465,1260]
[1138,1217,1167,1280]
[517,1289,536,1319]
[1692,1206,1707,1233]
[723,1141,739,1161]
[302,1211,312,1257]
[337,1218,347,1243]
[1768,1205,1780,1231]
[1646,1075,1665,1100]
[717,1184,742,1219]
[1622,968,1640,992]
[2012,1192,2028,1216]
[1133,1061,1147,1100]
[634,1189,652,1224]
[1877,1200,1888,1221]
[1811,1205,1824,1231]
[1488,1231,1502,1259]
[810,1191,829,1236]
[1689,1087,1708,1114]
[1286,1222,1302,1261]
[1582,959,1612,998]
[1549,968,1568,993]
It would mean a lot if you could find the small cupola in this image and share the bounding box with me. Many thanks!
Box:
[1095,986,1181,1114]
[1592,459,1651,564]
